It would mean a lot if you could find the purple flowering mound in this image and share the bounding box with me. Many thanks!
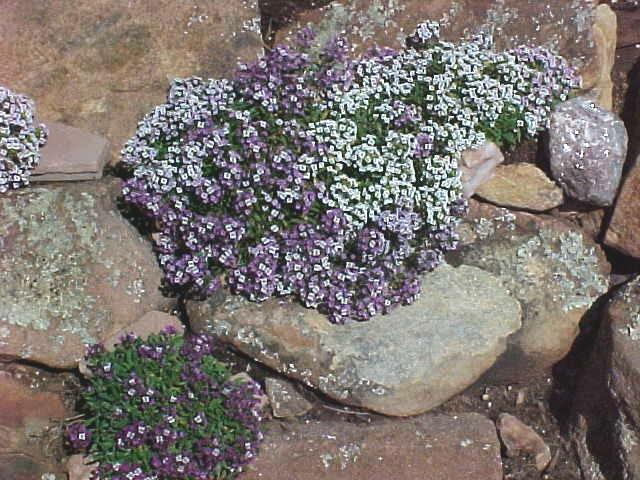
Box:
[65,331,264,480]
[0,86,48,193]
[121,22,578,323]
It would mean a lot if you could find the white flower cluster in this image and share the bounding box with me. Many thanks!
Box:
[300,23,576,234]
[0,86,48,193]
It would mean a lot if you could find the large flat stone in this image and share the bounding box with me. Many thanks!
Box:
[31,122,109,182]
[448,200,610,383]
[0,0,263,165]
[0,178,171,368]
[188,263,521,416]
[238,413,503,480]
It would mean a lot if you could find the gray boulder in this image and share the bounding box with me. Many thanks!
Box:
[188,264,521,416]
[448,200,610,383]
[549,96,627,206]
[0,179,171,368]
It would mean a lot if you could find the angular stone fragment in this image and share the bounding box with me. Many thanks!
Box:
[475,163,563,211]
[188,263,521,416]
[0,0,264,165]
[605,154,640,258]
[448,200,610,383]
[31,122,109,182]
[238,413,503,480]
[271,0,604,98]
[497,413,551,471]
[571,275,640,480]
[549,96,627,206]
[0,179,171,368]
[265,377,313,418]
[460,142,504,198]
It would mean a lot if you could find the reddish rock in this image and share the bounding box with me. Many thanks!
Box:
[239,413,502,480]
[0,0,263,165]
[571,275,640,479]
[265,377,313,418]
[605,154,640,258]
[497,413,551,471]
[271,0,606,99]
[67,454,97,480]
[0,178,172,368]
[0,364,72,480]
[31,122,110,182]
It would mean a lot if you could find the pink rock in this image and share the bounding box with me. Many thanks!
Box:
[31,122,110,181]
[239,413,503,480]
[497,413,551,471]
[67,454,98,480]
[460,142,504,198]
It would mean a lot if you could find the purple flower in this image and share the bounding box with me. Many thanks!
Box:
[65,422,92,451]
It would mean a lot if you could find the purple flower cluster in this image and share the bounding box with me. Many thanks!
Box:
[0,86,48,193]
[65,422,92,451]
[73,330,264,480]
[121,21,577,323]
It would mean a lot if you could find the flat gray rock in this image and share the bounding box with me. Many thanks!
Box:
[449,200,610,383]
[31,122,109,181]
[549,96,627,206]
[0,179,170,368]
[188,264,521,416]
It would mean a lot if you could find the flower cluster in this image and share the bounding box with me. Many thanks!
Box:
[66,330,264,480]
[121,22,578,323]
[0,86,48,193]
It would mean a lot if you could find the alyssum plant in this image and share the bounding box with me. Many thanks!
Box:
[65,329,264,480]
[0,86,48,193]
[121,21,579,323]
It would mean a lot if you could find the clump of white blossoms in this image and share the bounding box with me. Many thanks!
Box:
[300,21,579,236]
[0,86,48,193]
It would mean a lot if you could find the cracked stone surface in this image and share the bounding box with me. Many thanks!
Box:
[448,200,610,383]
[238,413,502,480]
[188,263,521,416]
[0,178,171,368]
[0,0,263,165]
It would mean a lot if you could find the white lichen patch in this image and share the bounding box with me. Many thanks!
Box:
[0,188,133,357]
[513,228,607,312]
[320,443,362,470]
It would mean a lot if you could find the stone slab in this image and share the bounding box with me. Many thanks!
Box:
[31,122,109,182]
